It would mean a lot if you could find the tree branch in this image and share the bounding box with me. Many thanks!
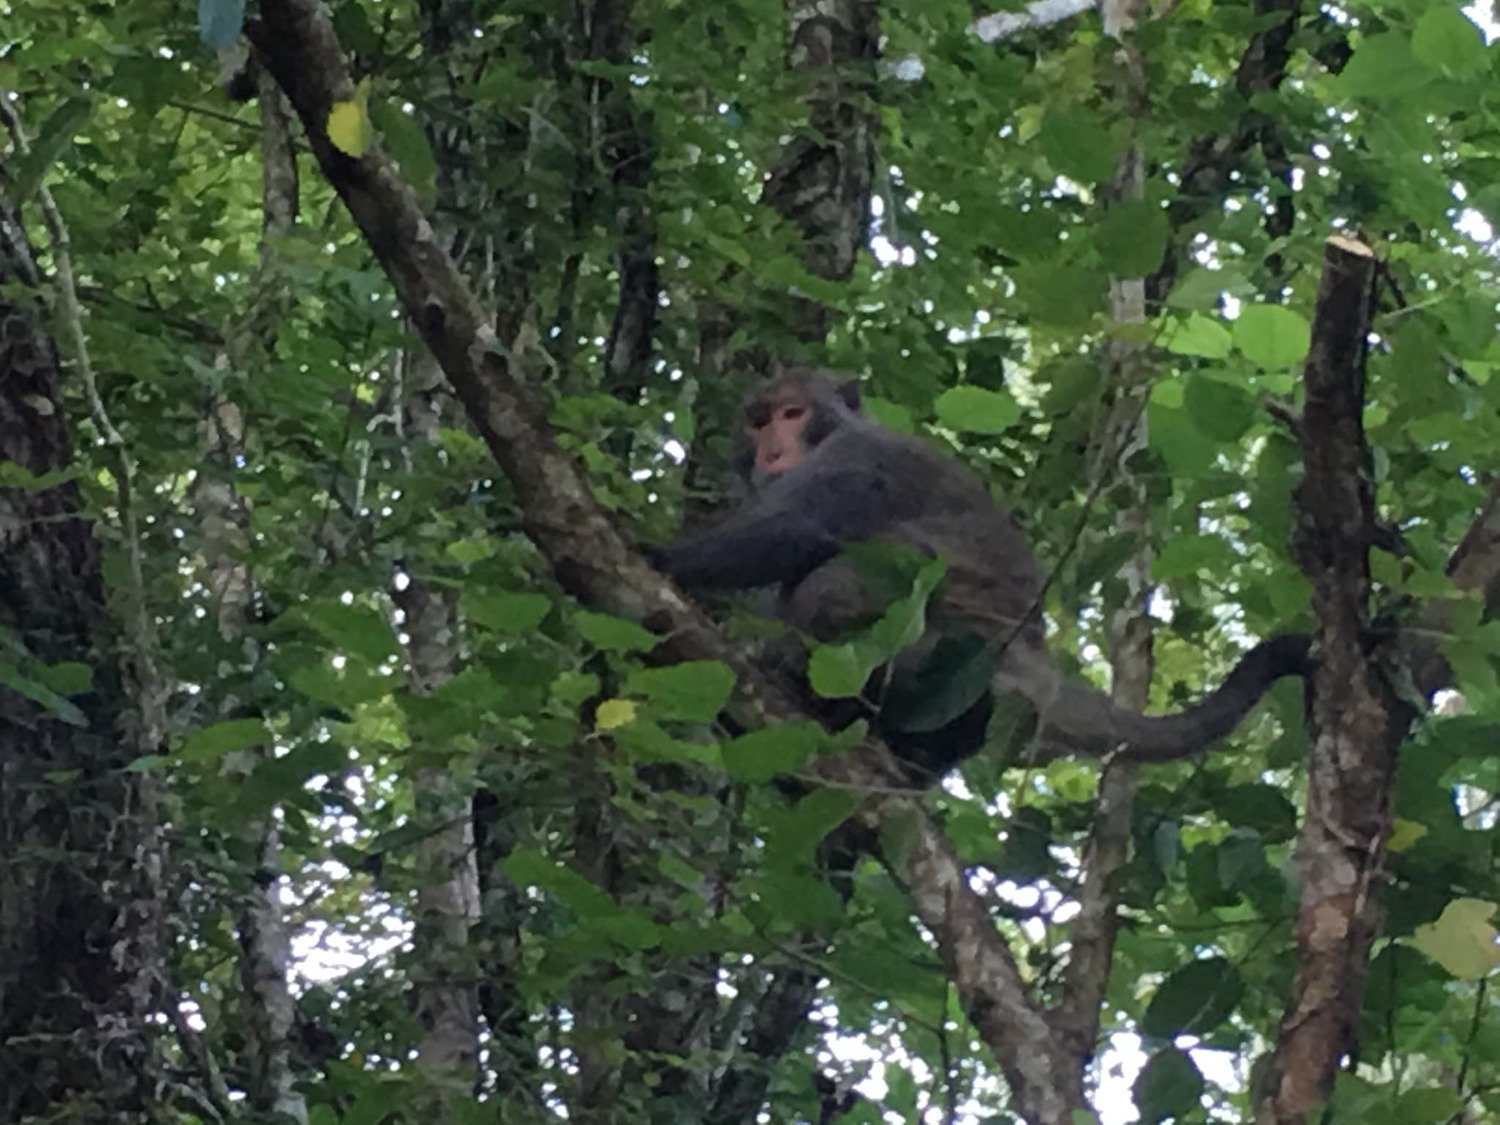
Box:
[1262,233,1406,1122]
[1147,0,1302,307]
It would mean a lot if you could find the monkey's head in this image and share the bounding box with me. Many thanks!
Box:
[741,367,862,483]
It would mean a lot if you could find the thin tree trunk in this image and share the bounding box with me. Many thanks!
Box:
[1055,0,1152,1069]
[395,353,483,1090]
[189,73,307,1122]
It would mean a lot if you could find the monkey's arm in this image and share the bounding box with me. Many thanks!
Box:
[651,465,889,590]
[651,514,841,589]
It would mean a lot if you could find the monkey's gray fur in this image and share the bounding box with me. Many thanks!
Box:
[652,367,1311,778]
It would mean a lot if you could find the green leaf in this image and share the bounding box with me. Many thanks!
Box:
[286,660,391,709]
[1141,957,1244,1038]
[842,540,942,608]
[588,907,665,951]
[867,586,937,657]
[0,462,79,490]
[612,718,721,767]
[747,871,845,928]
[808,641,879,699]
[1392,1086,1467,1123]
[1094,199,1169,278]
[1161,313,1233,359]
[575,611,659,653]
[1151,534,1238,581]
[933,385,1022,434]
[462,591,552,635]
[1335,33,1436,99]
[763,787,859,866]
[179,718,268,762]
[722,723,824,781]
[627,661,735,722]
[1013,264,1108,329]
[551,670,601,710]
[445,540,496,566]
[1411,8,1487,76]
[302,603,399,664]
[1037,106,1120,183]
[11,98,92,204]
[332,0,382,57]
[1150,821,1181,873]
[34,660,93,696]
[1183,375,1257,443]
[336,1090,395,1125]
[0,661,87,727]
[369,100,439,200]
[1186,842,1234,908]
[1166,266,1245,312]
[1439,292,1500,359]
[1217,828,1269,891]
[863,395,915,433]
[502,848,614,914]
[831,936,939,1016]
[1216,784,1298,842]
[1233,304,1310,369]
[1134,1048,1205,1125]
[882,632,993,735]
[1411,898,1500,980]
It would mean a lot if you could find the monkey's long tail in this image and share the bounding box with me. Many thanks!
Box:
[1023,633,1314,764]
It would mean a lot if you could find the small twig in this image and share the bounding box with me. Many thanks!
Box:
[1262,395,1303,441]
[1453,976,1488,1099]
[166,997,234,1120]
[164,98,263,131]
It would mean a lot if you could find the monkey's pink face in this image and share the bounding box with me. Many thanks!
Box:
[751,397,811,475]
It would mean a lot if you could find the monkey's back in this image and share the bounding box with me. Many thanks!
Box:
[827,421,1047,647]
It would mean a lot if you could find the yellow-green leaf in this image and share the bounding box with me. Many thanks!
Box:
[327,79,373,157]
[1412,898,1500,980]
[595,698,636,730]
[1387,818,1429,853]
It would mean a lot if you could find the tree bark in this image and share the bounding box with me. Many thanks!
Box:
[0,187,164,1124]
[1261,234,1406,1124]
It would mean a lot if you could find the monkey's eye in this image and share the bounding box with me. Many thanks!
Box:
[780,406,806,422]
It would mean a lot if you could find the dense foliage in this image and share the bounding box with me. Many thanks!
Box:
[3,0,1500,1122]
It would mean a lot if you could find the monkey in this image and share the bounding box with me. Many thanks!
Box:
[649,366,1312,782]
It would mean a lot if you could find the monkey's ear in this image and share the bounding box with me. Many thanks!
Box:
[836,379,862,412]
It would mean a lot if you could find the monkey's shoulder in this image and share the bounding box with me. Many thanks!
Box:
[820,423,974,485]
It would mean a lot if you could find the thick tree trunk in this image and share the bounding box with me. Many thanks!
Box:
[0,195,164,1121]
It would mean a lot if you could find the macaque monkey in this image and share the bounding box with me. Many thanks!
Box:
[651,367,1311,779]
